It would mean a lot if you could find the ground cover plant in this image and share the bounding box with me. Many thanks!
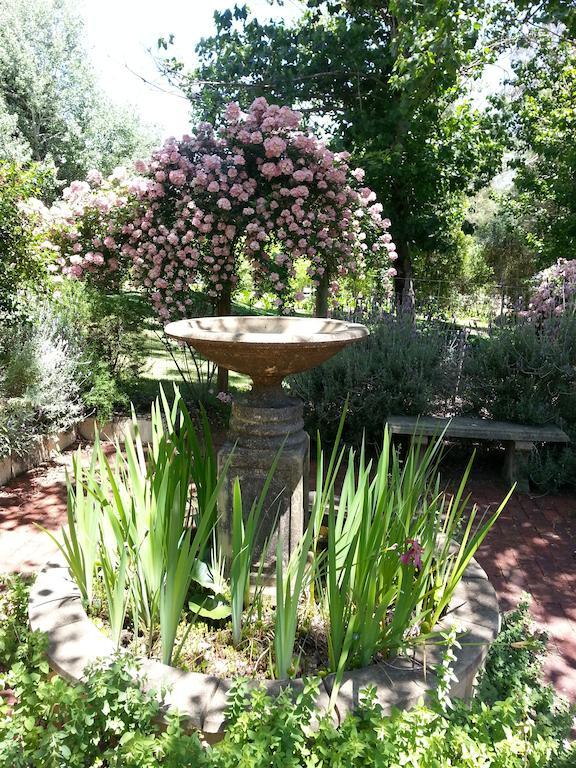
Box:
[46,387,512,685]
[0,575,573,767]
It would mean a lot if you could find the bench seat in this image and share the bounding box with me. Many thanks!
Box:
[385,415,570,492]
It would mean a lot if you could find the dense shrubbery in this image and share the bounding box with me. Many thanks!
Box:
[51,282,151,421]
[0,576,573,767]
[460,315,576,426]
[0,161,54,316]
[460,314,576,490]
[0,283,152,458]
[0,300,84,459]
[292,312,576,490]
[290,315,460,446]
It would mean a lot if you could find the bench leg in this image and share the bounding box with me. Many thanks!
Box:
[503,441,535,493]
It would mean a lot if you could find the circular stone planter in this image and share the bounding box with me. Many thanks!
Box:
[29,559,499,742]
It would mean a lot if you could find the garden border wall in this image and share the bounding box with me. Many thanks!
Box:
[0,416,153,487]
[29,558,499,741]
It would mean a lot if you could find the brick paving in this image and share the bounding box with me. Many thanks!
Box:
[0,444,575,702]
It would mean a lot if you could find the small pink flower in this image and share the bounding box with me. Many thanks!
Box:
[400,539,423,570]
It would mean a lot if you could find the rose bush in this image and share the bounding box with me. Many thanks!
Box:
[520,258,576,322]
[39,98,396,319]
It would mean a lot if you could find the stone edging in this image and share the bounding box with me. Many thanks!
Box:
[0,417,154,487]
[29,558,499,739]
[0,430,76,486]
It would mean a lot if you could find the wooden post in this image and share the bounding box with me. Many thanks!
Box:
[315,273,329,318]
[215,283,232,393]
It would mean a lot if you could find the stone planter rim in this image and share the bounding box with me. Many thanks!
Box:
[29,557,499,737]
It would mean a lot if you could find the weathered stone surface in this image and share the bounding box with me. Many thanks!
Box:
[324,659,430,721]
[0,428,77,487]
[140,661,220,731]
[77,416,153,444]
[29,595,86,633]
[218,398,309,567]
[164,316,369,392]
[386,415,569,443]
[0,456,12,485]
[29,562,82,605]
[443,577,501,633]
[45,619,116,682]
[30,556,498,738]
[58,429,77,451]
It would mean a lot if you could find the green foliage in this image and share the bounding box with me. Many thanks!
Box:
[0,162,54,314]
[49,387,223,665]
[314,426,510,700]
[50,282,152,421]
[477,595,573,737]
[470,191,537,289]
[289,316,455,446]
[0,298,85,457]
[81,362,128,424]
[159,0,509,298]
[0,0,157,187]
[494,26,576,270]
[1,575,574,766]
[460,314,576,489]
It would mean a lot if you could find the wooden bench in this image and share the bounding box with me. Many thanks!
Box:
[385,416,570,492]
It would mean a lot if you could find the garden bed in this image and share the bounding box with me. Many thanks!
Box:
[28,558,499,741]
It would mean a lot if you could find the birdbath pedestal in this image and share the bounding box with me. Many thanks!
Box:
[165,316,368,569]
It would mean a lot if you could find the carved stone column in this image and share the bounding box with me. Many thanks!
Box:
[217,392,309,571]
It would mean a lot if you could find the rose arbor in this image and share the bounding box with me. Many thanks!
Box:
[121,98,397,322]
[46,98,396,320]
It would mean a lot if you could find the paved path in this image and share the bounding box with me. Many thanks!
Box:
[1,445,575,701]
[470,476,576,701]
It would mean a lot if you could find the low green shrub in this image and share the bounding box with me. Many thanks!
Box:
[289,316,458,447]
[51,282,152,421]
[0,161,55,318]
[0,575,573,767]
[460,314,576,490]
[0,299,84,457]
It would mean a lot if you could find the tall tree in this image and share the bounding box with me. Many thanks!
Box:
[158,0,507,307]
[0,0,157,187]
[495,25,576,269]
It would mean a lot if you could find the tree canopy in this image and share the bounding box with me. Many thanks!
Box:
[158,0,513,305]
[157,0,576,303]
[0,0,157,188]
[495,24,576,269]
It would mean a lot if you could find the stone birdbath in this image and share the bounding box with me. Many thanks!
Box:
[164,315,368,567]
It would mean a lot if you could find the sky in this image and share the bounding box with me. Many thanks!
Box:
[81,0,304,139]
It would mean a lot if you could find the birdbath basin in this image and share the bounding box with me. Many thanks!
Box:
[165,315,368,398]
[164,315,369,568]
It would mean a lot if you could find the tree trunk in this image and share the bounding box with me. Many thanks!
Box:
[215,283,232,392]
[393,238,415,317]
[315,273,329,318]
